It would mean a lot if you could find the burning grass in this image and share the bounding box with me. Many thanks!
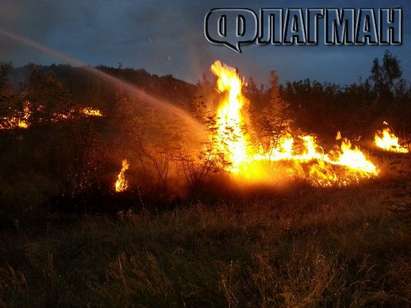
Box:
[0,101,32,130]
[4,61,405,202]
[374,122,409,154]
[208,61,380,188]
[0,103,103,130]
[0,58,410,307]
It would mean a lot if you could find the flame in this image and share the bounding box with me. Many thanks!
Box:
[374,126,409,154]
[51,109,76,123]
[52,107,103,122]
[18,102,31,128]
[80,107,103,117]
[211,61,250,173]
[1,105,103,129]
[115,159,129,193]
[0,101,31,130]
[334,140,378,173]
[210,61,379,187]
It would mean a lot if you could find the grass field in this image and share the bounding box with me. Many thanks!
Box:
[1,43,411,308]
[0,156,410,308]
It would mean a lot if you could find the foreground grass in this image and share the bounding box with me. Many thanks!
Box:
[0,184,410,307]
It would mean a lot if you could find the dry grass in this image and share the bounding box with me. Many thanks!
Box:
[0,179,410,307]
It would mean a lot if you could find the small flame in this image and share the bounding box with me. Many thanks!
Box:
[115,159,129,193]
[80,107,103,117]
[1,105,103,129]
[51,108,76,123]
[0,101,31,130]
[374,125,409,154]
[18,101,31,128]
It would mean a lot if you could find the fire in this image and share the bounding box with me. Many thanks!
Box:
[52,107,103,122]
[18,101,31,128]
[51,109,76,123]
[1,105,103,129]
[0,101,31,130]
[210,61,379,187]
[80,107,103,117]
[374,125,409,154]
[211,61,250,173]
[335,140,378,174]
[115,159,129,193]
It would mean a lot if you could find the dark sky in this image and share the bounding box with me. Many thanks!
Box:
[0,0,410,85]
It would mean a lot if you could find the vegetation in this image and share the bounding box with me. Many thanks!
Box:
[0,51,410,306]
[0,181,410,307]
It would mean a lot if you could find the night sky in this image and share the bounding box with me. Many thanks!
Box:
[0,0,410,85]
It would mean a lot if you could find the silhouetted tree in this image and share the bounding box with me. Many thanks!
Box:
[370,50,402,100]
[0,62,14,113]
[25,67,72,115]
[0,63,11,90]
[250,70,292,147]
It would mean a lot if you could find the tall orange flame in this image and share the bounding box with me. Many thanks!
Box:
[210,61,379,187]
[115,159,129,193]
[211,61,250,173]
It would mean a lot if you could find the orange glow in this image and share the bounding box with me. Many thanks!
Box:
[374,125,409,154]
[51,109,76,123]
[1,105,103,128]
[211,60,250,173]
[80,107,103,117]
[115,159,129,193]
[0,101,31,130]
[210,61,379,187]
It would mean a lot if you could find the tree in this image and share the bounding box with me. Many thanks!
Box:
[370,50,402,100]
[0,63,18,115]
[252,70,292,148]
[0,63,11,91]
[25,67,72,114]
[382,50,402,87]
